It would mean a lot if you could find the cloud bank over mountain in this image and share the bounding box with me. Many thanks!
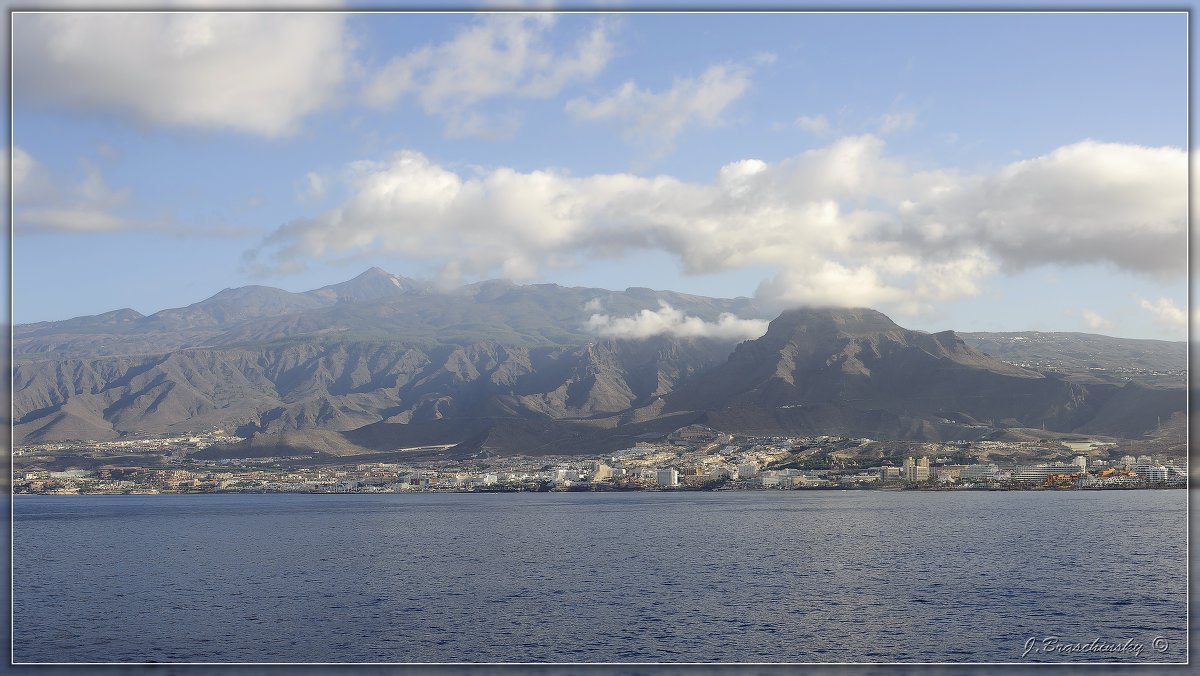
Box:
[584,302,769,341]
[247,137,1185,316]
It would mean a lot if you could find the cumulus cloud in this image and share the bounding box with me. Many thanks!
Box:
[1081,309,1115,332]
[14,13,353,137]
[753,250,997,316]
[364,13,613,138]
[898,140,1187,276]
[246,136,1185,316]
[565,62,753,157]
[585,302,769,341]
[1138,298,1186,335]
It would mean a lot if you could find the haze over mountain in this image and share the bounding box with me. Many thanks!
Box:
[11,269,1186,457]
[14,267,766,360]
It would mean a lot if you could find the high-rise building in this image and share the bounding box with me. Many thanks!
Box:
[656,469,679,487]
[902,456,930,481]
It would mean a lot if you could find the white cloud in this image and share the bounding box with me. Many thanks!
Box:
[1081,309,1115,332]
[14,13,353,137]
[794,114,831,135]
[877,110,917,134]
[363,14,614,138]
[11,146,51,203]
[306,172,326,199]
[754,260,907,310]
[77,159,129,209]
[297,171,327,203]
[899,140,1187,276]
[585,302,768,341]
[565,62,753,158]
[751,250,997,317]
[247,137,1185,316]
[13,148,136,232]
[1138,298,1186,335]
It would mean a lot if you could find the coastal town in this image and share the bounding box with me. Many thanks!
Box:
[11,425,1187,495]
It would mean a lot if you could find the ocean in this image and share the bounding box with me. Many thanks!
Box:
[11,490,1188,664]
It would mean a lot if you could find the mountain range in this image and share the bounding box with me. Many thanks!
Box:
[12,268,1187,458]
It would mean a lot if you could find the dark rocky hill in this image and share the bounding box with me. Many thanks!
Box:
[663,308,1185,442]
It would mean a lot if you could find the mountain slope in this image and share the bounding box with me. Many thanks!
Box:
[960,331,1186,386]
[12,271,1186,455]
[12,336,737,447]
[664,308,1184,441]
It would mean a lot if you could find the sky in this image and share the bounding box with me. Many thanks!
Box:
[9,8,1190,341]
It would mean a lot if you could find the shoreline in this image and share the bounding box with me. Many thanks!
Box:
[12,484,1188,497]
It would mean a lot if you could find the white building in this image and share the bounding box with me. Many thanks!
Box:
[737,463,758,479]
[1134,464,1169,482]
[1012,463,1080,483]
[656,469,679,487]
[959,464,1000,481]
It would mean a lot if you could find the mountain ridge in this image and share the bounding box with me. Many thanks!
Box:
[11,269,1186,456]
[14,270,768,360]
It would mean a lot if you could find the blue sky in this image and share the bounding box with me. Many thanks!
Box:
[10,10,1189,341]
